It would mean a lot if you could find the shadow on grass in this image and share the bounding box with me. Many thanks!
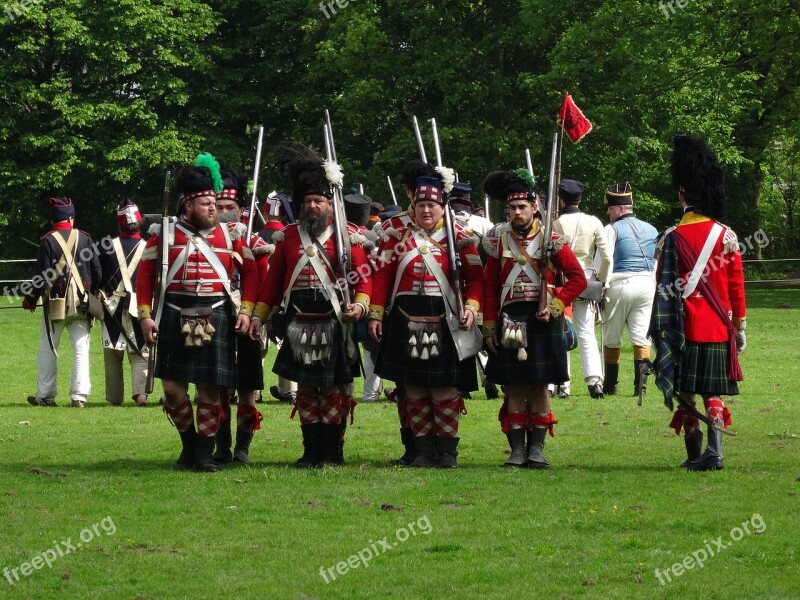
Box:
[745,287,799,309]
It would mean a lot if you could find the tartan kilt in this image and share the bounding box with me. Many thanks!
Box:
[155,293,237,388]
[236,334,264,390]
[485,300,569,385]
[376,295,478,391]
[272,289,356,387]
[679,341,739,396]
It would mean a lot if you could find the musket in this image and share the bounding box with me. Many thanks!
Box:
[412,115,428,163]
[539,133,559,314]
[145,170,171,395]
[323,111,352,307]
[246,126,265,240]
[525,148,535,179]
[358,183,364,195]
[386,175,399,206]
[430,117,465,324]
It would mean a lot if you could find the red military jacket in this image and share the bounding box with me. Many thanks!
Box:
[252,221,371,320]
[368,219,483,320]
[482,221,586,333]
[249,233,272,288]
[136,220,258,319]
[669,212,746,342]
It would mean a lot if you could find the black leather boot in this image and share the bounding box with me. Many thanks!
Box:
[603,364,619,395]
[503,429,527,467]
[409,434,437,468]
[436,436,459,469]
[233,430,254,465]
[212,409,233,464]
[175,427,197,470]
[527,427,550,469]
[390,427,416,466]
[634,359,650,397]
[320,423,345,466]
[295,423,323,469]
[680,428,703,468]
[194,435,219,472]
[688,424,724,471]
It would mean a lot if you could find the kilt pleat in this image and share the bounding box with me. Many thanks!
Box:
[485,301,569,385]
[272,289,355,387]
[376,295,478,391]
[236,335,264,390]
[679,341,739,396]
[155,294,237,388]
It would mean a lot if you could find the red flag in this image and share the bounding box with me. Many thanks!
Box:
[558,93,593,143]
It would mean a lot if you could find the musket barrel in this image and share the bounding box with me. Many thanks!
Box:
[247,126,265,239]
[412,116,427,163]
[525,148,534,177]
[539,133,559,313]
[430,118,443,168]
[387,176,398,206]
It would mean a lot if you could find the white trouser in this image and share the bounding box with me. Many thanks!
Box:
[602,273,656,348]
[362,346,383,401]
[36,316,92,401]
[103,347,149,403]
[572,299,603,385]
[278,377,297,395]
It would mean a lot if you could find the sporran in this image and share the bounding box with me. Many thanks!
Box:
[500,312,529,362]
[180,306,215,348]
[406,315,443,361]
[287,312,336,366]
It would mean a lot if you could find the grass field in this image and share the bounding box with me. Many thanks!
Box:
[1,288,798,599]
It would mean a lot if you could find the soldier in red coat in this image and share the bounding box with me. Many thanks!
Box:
[210,166,272,465]
[651,134,746,471]
[368,172,484,469]
[137,156,258,472]
[249,142,370,468]
[482,170,586,468]
[372,159,434,467]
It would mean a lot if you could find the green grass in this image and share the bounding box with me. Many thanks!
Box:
[1,289,799,599]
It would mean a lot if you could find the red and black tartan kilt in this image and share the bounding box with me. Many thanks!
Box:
[485,300,569,385]
[155,293,237,388]
[376,295,478,391]
[679,341,739,396]
[236,334,264,390]
[272,289,356,387]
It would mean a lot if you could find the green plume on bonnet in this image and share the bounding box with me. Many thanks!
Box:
[514,167,536,191]
[194,152,223,194]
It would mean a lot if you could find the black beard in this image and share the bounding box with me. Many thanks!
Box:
[301,213,329,238]
[511,218,533,235]
[188,212,218,230]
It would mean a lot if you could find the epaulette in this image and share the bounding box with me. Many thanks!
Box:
[482,234,500,259]
[148,223,162,237]
[550,232,569,254]
[349,232,366,246]
[721,225,739,254]
[456,234,479,250]
[384,227,402,241]
[272,230,285,243]
[253,243,274,256]
[372,221,386,241]
[486,222,508,238]
[227,222,247,241]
